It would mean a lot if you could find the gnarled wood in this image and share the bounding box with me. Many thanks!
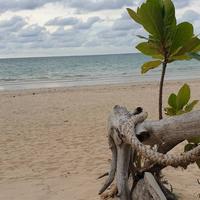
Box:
[109,106,200,150]
[100,105,200,200]
[136,110,200,152]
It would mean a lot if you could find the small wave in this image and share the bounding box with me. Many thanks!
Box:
[0,78,18,81]
[62,74,88,78]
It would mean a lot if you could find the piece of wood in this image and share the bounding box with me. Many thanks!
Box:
[136,110,200,152]
[132,172,167,200]
[100,106,200,200]
[109,106,200,153]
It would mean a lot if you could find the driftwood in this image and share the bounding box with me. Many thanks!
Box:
[99,106,200,200]
[132,172,166,200]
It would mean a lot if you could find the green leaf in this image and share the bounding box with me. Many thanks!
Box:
[169,54,191,61]
[185,100,199,112]
[164,107,176,116]
[136,42,162,57]
[184,143,196,152]
[184,143,200,168]
[141,60,162,74]
[176,84,190,110]
[127,8,141,24]
[193,44,200,52]
[188,137,200,144]
[176,110,186,115]
[168,93,177,109]
[163,0,176,42]
[163,0,176,27]
[137,0,164,38]
[170,22,194,54]
[175,36,200,56]
[188,52,200,61]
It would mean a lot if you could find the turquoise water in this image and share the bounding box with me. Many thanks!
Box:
[0,53,199,90]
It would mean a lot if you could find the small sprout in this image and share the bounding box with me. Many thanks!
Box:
[165,84,200,168]
[165,84,198,116]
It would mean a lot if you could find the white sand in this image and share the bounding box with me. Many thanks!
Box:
[0,80,199,200]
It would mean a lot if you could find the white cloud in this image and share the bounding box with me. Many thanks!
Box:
[74,17,101,29]
[0,0,199,58]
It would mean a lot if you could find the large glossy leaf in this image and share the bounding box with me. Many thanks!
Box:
[169,54,191,62]
[175,36,200,56]
[141,60,162,74]
[193,44,200,52]
[137,0,164,38]
[163,0,176,27]
[170,22,194,54]
[136,42,161,57]
[163,0,176,43]
[176,84,190,110]
[185,100,199,112]
[168,93,177,108]
[127,8,141,24]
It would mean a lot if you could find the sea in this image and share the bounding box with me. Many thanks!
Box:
[0,53,200,91]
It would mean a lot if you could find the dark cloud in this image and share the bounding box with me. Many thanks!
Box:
[0,0,134,13]
[61,0,134,12]
[46,17,79,26]
[0,0,193,13]
[0,0,58,12]
[46,16,101,29]
[0,16,26,32]
[18,25,46,38]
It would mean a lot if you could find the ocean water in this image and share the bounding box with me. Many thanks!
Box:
[0,53,200,91]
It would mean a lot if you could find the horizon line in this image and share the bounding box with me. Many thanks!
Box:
[0,52,140,60]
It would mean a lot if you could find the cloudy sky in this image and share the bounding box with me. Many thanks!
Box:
[0,0,200,58]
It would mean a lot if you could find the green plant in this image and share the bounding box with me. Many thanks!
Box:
[165,84,200,168]
[127,0,200,119]
[184,138,200,168]
[165,84,198,116]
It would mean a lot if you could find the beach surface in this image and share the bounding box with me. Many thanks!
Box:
[0,80,200,200]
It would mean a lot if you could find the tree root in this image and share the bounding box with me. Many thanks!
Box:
[100,184,118,200]
[99,133,117,194]
[98,172,109,180]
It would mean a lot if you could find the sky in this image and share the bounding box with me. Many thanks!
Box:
[0,0,200,58]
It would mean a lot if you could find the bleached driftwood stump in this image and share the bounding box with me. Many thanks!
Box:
[99,105,200,200]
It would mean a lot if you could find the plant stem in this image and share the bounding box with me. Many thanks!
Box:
[159,61,167,120]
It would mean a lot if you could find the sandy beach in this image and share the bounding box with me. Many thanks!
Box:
[0,80,200,200]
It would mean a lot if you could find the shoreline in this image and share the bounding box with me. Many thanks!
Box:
[1,77,200,94]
